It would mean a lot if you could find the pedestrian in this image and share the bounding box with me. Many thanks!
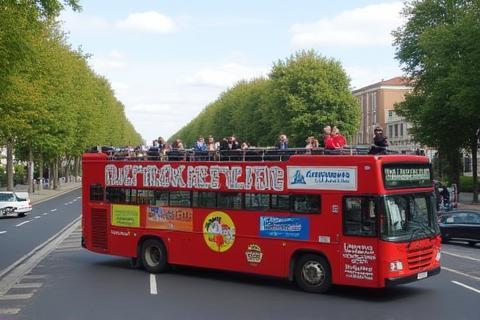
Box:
[368,126,388,155]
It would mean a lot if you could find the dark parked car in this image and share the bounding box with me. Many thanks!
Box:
[439,210,480,246]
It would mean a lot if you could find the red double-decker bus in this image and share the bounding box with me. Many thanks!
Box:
[82,149,441,293]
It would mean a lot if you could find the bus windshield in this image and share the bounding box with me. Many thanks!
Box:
[381,193,439,242]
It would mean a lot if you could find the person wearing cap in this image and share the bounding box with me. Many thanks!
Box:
[368,126,388,155]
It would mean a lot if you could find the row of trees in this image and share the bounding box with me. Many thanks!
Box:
[171,50,360,148]
[0,1,142,191]
[394,0,479,202]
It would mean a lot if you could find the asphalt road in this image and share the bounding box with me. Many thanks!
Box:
[0,192,478,320]
[0,189,81,272]
[2,238,479,319]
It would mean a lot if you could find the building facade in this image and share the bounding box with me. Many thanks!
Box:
[352,77,411,146]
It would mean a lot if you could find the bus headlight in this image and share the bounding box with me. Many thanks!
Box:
[435,250,441,261]
[389,261,403,272]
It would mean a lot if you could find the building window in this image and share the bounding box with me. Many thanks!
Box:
[394,124,399,137]
[400,123,404,137]
[389,125,393,138]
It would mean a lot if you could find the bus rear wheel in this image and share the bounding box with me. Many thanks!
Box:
[141,239,168,273]
[295,254,332,293]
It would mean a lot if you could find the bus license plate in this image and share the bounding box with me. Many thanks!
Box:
[417,272,428,279]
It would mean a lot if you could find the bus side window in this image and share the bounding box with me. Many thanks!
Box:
[193,191,217,208]
[106,187,126,203]
[217,192,242,210]
[271,194,290,211]
[344,197,376,236]
[292,195,320,214]
[89,184,104,201]
[245,193,269,211]
[154,190,169,206]
[169,191,191,207]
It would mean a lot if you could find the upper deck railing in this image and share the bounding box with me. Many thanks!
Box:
[88,146,409,162]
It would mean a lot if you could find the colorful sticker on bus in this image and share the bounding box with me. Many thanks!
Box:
[111,204,140,228]
[287,166,357,191]
[146,207,193,231]
[245,244,263,266]
[259,216,309,240]
[203,211,236,252]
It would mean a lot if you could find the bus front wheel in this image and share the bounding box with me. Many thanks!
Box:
[141,239,168,273]
[295,254,332,293]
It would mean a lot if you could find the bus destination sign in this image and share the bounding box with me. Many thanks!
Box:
[383,164,431,189]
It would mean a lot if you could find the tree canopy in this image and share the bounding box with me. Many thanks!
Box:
[393,0,480,200]
[171,50,360,148]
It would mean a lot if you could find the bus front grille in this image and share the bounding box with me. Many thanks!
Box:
[407,245,433,270]
[91,208,108,250]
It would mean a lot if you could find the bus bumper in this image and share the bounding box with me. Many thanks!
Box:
[385,267,441,286]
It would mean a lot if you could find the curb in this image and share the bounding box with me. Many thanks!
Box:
[0,217,81,295]
[30,185,82,205]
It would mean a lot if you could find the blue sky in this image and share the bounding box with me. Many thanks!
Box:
[60,0,405,144]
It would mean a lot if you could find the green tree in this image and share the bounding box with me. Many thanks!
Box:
[393,0,480,202]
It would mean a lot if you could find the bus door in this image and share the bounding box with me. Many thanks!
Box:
[339,196,379,287]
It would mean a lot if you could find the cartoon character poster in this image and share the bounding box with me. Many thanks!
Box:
[203,211,236,252]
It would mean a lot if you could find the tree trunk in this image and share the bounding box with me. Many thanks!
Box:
[53,159,59,190]
[48,164,53,190]
[27,147,34,193]
[472,138,478,203]
[6,140,14,191]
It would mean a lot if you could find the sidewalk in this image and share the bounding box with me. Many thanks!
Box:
[12,181,82,205]
[457,192,480,211]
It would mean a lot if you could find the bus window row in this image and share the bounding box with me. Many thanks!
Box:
[89,184,320,214]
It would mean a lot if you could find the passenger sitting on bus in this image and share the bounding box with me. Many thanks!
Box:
[276,134,288,149]
[229,135,241,150]
[368,127,388,155]
[172,138,184,150]
[193,136,207,152]
[207,136,216,151]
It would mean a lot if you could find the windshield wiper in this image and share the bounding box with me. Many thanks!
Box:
[406,220,436,249]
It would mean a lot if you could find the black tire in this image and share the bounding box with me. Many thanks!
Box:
[468,241,477,247]
[17,212,25,218]
[294,254,332,293]
[141,239,168,273]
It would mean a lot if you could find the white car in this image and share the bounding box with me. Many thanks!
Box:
[0,191,32,218]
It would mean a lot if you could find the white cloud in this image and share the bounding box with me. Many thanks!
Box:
[90,50,128,73]
[290,2,403,47]
[128,103,173,115]
[184,63,268,88]
[60,11,110,34]
[116,11,177,33]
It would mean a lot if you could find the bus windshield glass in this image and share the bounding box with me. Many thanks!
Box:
[381,193,439,241]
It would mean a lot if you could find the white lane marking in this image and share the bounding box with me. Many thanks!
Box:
[15,220,31,227]
[443,251,480,263]
[452,281,480,294]
[0,293,34,300]
[443,266,480,281]
[150,274,158,295]
[50,209,57,212]
[13,282,43,289]
[42,212,49,216]
[0,308,21,315]
[22,275,47,280]
[0,231,6,235]
[34,216,41,219]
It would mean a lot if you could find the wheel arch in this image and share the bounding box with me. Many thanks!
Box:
[288,249,331,281]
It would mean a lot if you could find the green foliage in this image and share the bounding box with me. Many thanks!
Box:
[393,0,480,188]
[459,176,480,193]
[171,50,359,147]
[0,1,142,173]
